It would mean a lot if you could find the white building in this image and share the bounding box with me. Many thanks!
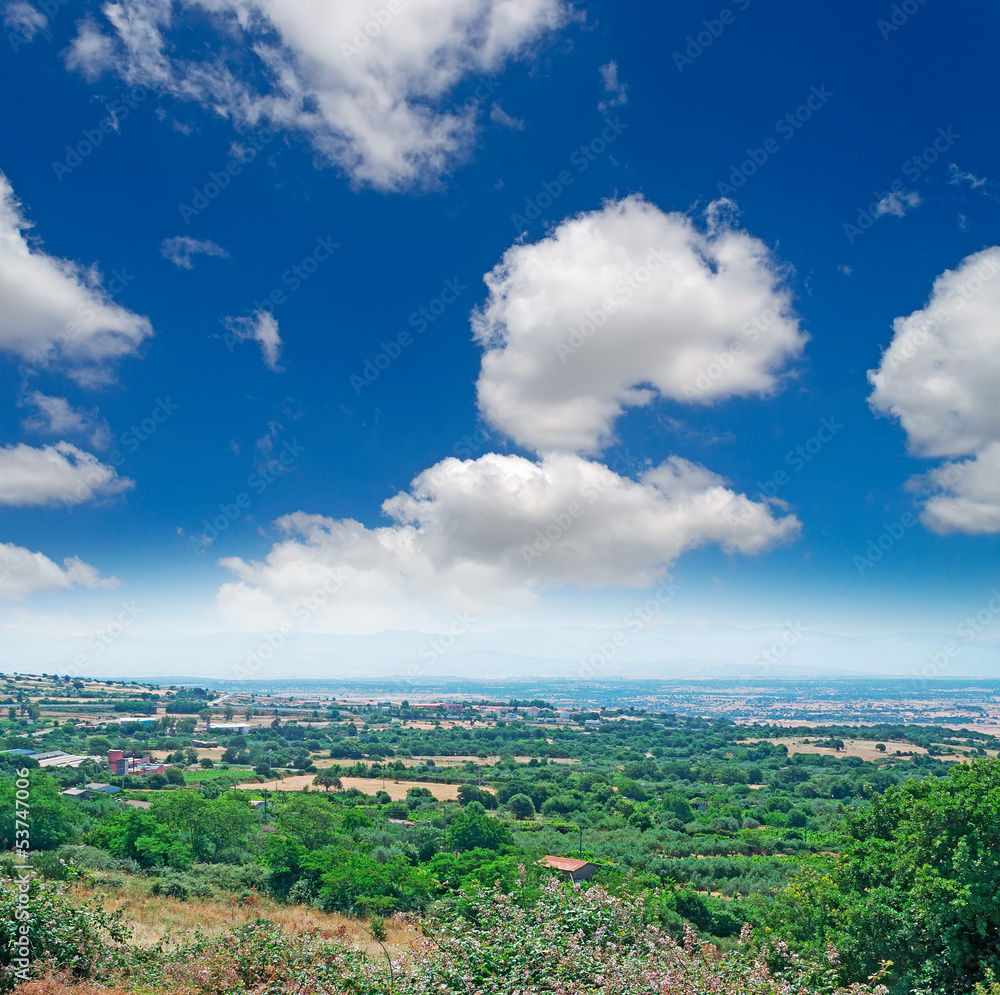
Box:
[204,722,251,734]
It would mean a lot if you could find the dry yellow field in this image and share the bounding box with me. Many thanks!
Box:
[235,774,493,801]
[759,737,929,761]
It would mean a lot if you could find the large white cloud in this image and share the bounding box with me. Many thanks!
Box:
[869,247,1000,533]
[0,542,118,599]
[473,196,807,454]
[0,442,133,507]
[869,247,1000,458]
[216,451,798,630]
[0,171,152,381]
[66,0,571,190]
[214,196,807,631]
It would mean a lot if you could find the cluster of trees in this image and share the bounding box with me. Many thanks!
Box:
[9,692,1000,994]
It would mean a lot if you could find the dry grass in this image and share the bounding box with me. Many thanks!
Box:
[757,737,928,761]
[77,872,418,957]
[234,774,493,801]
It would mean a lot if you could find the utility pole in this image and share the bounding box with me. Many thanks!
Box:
[579,823,583,859]
[262,788,269,824]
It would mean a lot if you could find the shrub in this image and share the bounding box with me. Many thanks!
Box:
[150,872,213,900]
[0,871,129,990]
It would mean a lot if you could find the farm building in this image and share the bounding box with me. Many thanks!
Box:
[540,856,601,883]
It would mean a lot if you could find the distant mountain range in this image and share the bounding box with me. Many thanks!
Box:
[3,620,997,681]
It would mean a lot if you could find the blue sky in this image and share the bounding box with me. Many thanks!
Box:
[0,0,998,679]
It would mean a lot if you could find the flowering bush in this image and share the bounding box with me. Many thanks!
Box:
[53,877,890,995]
[0,867,129,992]
[404,878,889,995]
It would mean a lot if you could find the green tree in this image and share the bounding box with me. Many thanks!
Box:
[274,794,343,849]
[760,758,1000,995]
[507,793,536,820]
[446,804,513,851]
[0,775,80,851]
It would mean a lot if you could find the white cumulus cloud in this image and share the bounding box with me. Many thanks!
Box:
[65,0,572,190]
[216,452,798,631]
[214,195,806,632]
[0,542,118,599]
[0,442,133,507]
[869,246,1000,533]
[0,171,151,382]
[474,196,807,454]
[913,443,1000,535]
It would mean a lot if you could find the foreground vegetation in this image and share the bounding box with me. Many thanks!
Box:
[3,673,1000,993]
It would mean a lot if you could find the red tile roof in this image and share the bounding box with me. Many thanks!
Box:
[541,856,594,873]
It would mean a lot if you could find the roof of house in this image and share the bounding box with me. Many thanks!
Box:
[540,856,598,873]
[122,799,151,809]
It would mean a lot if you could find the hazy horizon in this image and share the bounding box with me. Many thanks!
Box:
[1,1,997,683]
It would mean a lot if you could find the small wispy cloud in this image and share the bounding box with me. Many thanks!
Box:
[490,102,524,131]
[223,310,283,372]
[874,189,921,218]
[949,163,987,189]
[598,60,628,113]
[3,1,46,41]
[161,236,230,270]
[20,392,111,449]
